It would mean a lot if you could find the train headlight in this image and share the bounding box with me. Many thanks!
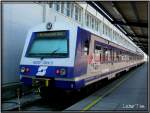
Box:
[21,67,25,73]
[21,67,30,73]
[55,68,66,76]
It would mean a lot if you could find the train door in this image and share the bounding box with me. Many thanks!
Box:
[74,27,91,77]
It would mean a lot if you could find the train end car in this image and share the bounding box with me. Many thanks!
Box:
[19,22,91,92]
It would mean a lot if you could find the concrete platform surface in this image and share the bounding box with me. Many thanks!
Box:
[65,63,148,111]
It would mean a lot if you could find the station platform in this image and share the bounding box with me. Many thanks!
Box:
[65,62,148,111]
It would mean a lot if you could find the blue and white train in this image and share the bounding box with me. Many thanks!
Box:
[19,2,145,97]
[19,21,144,97]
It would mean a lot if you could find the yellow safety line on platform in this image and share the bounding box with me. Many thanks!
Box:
[81,73,134,111]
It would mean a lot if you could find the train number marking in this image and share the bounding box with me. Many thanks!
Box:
[36,66,48,76]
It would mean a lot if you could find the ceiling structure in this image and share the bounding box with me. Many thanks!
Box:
[87,1,148,54]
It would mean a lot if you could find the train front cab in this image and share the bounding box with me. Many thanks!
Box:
[19,24,91,94]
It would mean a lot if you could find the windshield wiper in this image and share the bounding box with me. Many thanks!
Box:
[50,48,60,54]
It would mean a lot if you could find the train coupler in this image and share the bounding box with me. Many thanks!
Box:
[32,79,52,95]
[32,79,41,95]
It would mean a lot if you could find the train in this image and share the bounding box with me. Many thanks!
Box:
[19,3,145,97]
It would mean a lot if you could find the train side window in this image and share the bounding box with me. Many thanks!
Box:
[83,40,90,55]
[99,47,103,63]
[114,50,117,62]
[116,51,120,62]
[95,45,103,62]
[110,49,113,62]
[105,49,111,62]
[103,48,107,62]
[122,52,124,61]
[120,51,122,61]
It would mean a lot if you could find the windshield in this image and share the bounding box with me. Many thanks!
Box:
[27,31,69,58]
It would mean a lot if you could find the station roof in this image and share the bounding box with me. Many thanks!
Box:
[87,1,148,54]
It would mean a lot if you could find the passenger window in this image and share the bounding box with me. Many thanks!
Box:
[110,49,113,62]
[103,48,107,62]
[107,49,111,62]
[120,51,122,61]
[104,49,111,62]
[95,45,102,62]
[114,50,117,62]
[83,40,90,55]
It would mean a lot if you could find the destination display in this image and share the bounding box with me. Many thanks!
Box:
[36,31,66,38]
